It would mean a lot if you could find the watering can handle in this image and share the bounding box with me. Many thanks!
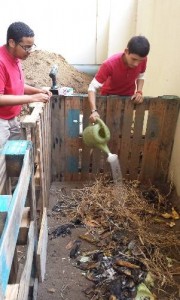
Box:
[96,118,107,129]
[88,118,106,128]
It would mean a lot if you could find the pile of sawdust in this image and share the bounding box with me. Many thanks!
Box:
[22,50,93,93]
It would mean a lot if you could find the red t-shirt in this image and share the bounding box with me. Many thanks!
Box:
[0,45,24,119]
[95,52,147,96]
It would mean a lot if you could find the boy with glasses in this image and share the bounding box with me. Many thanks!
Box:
[0,21,52,148]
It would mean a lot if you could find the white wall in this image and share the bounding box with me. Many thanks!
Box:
[1,0,98,64]
[107,0,137,57]
[0,0,137,64]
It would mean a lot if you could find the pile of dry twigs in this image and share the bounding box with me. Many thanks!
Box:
[68,179,180,298]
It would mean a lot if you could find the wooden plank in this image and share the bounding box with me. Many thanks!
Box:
[21,103,44,128]
[5,284,19,299]
[17,207,30,245]
[64,96,81,181]
[106,96,124,155]
[39,110,47,207]
[129,99,149,180]
[41,101,51,206]
[47,104,52,191]
[105,96,125,175]
[36,208,48,282]
[81,96,92,181]
[155,97,180,182]
[38,123,47,208]
[47,101,52,189]
[139,98,166,183]
[119,99,134,178]
[0,156,6,194]
[0,147,32,297]
[51,96,65,181]
[17,221,35,300]
[43,101,51,200]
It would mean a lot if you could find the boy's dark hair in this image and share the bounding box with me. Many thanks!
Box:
[127,35,150,57]
[7,22,34,44]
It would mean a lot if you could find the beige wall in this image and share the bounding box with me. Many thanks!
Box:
[136,0,180,195]
[136,0,180,97]
[107,0,137,58]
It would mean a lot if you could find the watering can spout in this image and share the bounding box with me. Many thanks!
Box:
[82,118,110,154]
[96,143,110,154]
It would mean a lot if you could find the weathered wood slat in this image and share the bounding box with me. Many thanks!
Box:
[105,96,125,175]
[81,96,94,181]
[155,98,180,182]
[17,207,30,245]
[36,208,48,282]
[140,98,166,182]
[64,96,81,181]
[0,156,6,194]
[38,123,46,208]
[51,96,65,181]
[22,103,44,128]
[129,100,149,180]
[119,99,134,177]
[45,100,51,196]
[5,284,19,299]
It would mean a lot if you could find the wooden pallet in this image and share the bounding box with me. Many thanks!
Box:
[0,141,48,300]
[51,95,180,184]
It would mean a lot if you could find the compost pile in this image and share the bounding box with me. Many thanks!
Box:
[22,50,93,93]
[50,179,180,300]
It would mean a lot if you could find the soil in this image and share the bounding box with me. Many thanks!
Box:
[37,182,93,300]
[22,50,93,93]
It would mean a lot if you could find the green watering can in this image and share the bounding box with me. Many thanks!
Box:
[83,118,123,182]
[82,118,111,154]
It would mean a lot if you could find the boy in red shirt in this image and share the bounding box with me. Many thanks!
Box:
[88,35,150,123]
[0,21,52,148]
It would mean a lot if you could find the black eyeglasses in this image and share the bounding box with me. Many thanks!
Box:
[18,43,36,52]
